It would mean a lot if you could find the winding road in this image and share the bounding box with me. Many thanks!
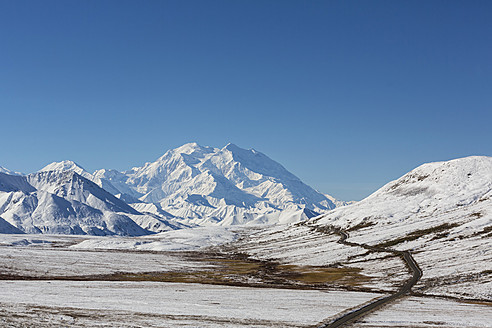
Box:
[316,228,423,328]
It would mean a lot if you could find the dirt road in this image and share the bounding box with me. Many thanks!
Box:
[317,228,422,328]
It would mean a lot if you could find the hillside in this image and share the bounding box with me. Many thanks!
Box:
[237,156,492,300]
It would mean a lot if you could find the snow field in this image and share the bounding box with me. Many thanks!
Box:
[0,280,381,327]
[353,296,492,327]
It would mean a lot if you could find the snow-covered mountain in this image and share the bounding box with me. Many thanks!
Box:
[0,170,186,235]
[28,170,140,215]
[40,160,122,195]
[93,143,339,225]
[324,194,356,207]
[0,143,348,234]
[40,160,92,180]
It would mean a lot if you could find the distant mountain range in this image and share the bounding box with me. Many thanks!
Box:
[0,143,346,235]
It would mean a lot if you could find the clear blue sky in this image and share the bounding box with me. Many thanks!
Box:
[1,0,491,200]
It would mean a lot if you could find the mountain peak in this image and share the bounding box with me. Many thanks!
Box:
[40,160,86,173]
[159,143,216,159]
[118,142,339,219]
[175,142,203,153]
[39,160,95,181]
[223,142,240,150]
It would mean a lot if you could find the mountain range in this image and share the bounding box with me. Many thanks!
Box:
[0,143,344,235]
[3,142,490,248]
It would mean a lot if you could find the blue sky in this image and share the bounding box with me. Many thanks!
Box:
[1,0,491,200]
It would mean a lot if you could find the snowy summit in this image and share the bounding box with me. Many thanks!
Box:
[96,142,340,226]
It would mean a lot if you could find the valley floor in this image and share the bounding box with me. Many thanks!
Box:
[0,281,379,327]
[352,296,492,328]
[0,230,491,328]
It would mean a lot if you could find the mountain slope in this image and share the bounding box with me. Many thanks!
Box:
[239,156,491,300]
[0,173,36,194]
[0,216,24,234]
[314,156,492,238]
[92,168,142,198]
[311,156,492,299]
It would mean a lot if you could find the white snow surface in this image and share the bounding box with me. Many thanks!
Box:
[353,296,492,327]
[0,234,218,277]
[71,226,239,251]
[0,281,380,327]
[0,229,488,328]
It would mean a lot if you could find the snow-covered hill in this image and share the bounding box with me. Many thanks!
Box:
[315,156,492,240]
[238,156,492,300]
[40,160,93,180]
[314,156,492,299]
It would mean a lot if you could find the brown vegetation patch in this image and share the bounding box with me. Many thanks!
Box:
[389,173,430,191]
[470,224,492,238]
[481,225,492,234]
[278,265,370,286]
[100,258,371,289]
[375,223,460,248]
[464,300,492,307]
[0,254,372,290]
[419,270,492,291]
[347,219,376,232]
